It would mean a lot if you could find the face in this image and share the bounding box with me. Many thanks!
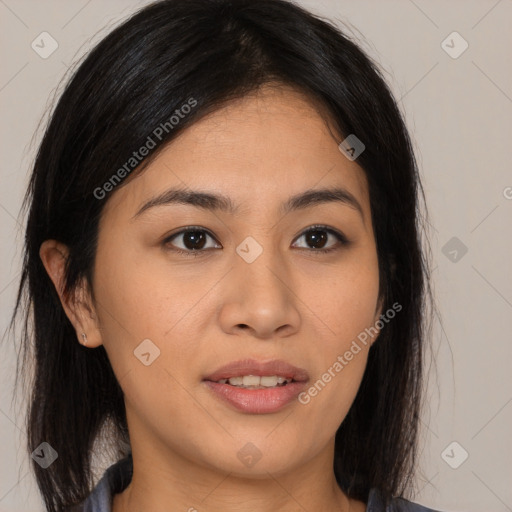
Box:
[60,85,382,480]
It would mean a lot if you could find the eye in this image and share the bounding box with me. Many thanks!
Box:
[162,225,349,257]
[163,227,220,257]
[291,225,349,254]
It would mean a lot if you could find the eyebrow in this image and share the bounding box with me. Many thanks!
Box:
[132,186,364,220]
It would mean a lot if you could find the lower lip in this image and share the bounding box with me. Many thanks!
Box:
[203,380,308,414]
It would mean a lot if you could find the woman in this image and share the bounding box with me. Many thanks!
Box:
[11,0,440,510]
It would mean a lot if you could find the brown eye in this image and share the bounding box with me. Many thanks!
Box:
[304,229,328,249]
[164,228,220,256]
[177,230,208,250]
[292,225,348,253]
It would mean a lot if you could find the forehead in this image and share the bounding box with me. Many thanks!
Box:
[101,84,370,221]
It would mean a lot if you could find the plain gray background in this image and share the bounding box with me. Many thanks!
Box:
[1,1,511,511]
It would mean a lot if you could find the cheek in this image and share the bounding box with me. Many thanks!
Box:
[296,250,379,422]
[300,249,380,347]
[92,234,220,402]
[92,246,206,429]
[93,232,194,338]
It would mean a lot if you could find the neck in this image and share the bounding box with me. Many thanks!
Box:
[112,445,363,512]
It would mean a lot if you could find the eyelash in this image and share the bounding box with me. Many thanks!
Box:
[162,225,349,258]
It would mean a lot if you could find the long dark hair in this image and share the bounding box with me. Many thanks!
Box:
[8,0,434,510]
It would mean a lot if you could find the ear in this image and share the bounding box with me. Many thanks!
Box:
[370,253,396,347]
[370,294,385,347]
[373,294,384,323]
[39,240,103,348]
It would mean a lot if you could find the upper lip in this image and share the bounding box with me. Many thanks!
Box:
[203,358,309,383]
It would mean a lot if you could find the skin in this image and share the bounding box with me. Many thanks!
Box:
[40,84,383,512]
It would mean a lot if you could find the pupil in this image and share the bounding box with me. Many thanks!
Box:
[181,230,327,251]
[184,231,206,250]
[307,230,327,249]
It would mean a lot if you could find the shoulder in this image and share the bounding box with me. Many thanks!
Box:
[67,455,133,512]
[367,488,445,512]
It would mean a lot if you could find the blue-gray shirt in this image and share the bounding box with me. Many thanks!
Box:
[70,455,442,511]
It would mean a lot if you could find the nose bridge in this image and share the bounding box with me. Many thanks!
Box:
[218,232,300,337]
[234,233,290,300]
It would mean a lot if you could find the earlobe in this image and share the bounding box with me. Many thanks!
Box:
[39,240,103,348]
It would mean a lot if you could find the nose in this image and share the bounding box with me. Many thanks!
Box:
[217,244,301,340]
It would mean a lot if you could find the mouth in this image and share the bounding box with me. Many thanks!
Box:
[211,375,296,389]
[203,358,309,386]
[202,358,309,414]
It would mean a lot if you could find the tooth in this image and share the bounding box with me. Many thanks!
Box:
[260,376,279,387]
[242,375,261,386]
[219,375,292,387]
